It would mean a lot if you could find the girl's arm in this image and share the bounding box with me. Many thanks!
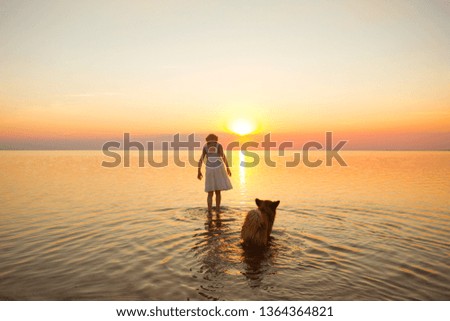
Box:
[198,148,206,180]
[219,144,232,177]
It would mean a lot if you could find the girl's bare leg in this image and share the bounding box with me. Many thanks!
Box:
[215,190,221,212]
[207,191,214,214]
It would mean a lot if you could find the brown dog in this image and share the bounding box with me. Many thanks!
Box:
[241,198,280,247]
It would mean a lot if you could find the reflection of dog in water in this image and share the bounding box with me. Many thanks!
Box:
[241,198,280,247]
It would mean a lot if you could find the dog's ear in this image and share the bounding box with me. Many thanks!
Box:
[271,200,280,210]
[255,198,262,207]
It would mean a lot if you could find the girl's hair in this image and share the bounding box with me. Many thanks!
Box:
[205,133,218,142]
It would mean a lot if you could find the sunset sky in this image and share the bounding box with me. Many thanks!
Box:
[0,0,449,149]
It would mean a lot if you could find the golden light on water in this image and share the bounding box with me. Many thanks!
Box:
[228,118,257,136]
[239,150,246,186]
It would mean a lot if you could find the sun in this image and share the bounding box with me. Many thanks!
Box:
[228,118,257,136]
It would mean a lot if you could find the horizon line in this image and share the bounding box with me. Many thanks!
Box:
[1,148,449,152]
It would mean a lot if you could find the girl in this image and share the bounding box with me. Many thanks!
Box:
[197,134,232,214]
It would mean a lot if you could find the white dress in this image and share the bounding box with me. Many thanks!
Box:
[203,143,233,192]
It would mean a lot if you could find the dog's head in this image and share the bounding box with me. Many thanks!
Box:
[255,198,280,212]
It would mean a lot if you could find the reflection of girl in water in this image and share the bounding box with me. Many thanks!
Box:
[197,134,232,214]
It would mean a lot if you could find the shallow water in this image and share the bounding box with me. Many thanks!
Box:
[0,151,449,300]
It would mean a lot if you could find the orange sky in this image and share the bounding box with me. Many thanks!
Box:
[0,0,449,150]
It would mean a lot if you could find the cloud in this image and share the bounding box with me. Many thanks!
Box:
[62,92,123,98]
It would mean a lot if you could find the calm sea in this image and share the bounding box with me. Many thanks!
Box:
[0,151,449,300]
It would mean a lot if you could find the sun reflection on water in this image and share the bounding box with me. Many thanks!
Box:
[239,150,246,186]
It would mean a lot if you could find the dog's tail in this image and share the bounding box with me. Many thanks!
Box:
[241,209,267,246]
